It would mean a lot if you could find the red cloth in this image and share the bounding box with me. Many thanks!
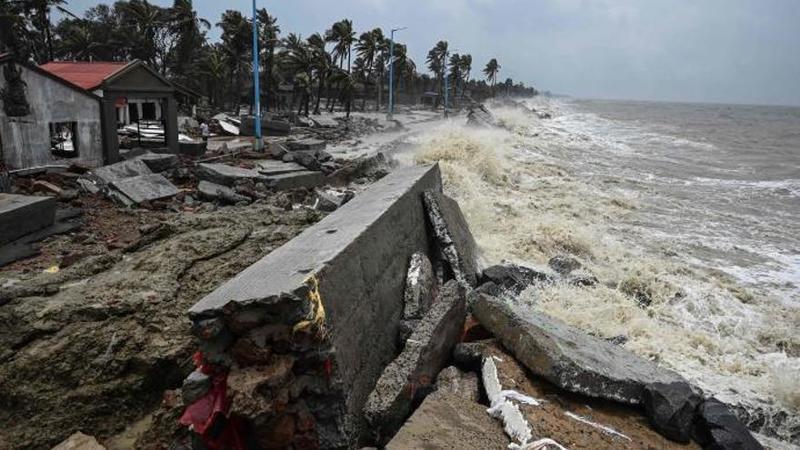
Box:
[179,353,247,450]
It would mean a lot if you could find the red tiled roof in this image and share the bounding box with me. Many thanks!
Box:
[39,61,130,91]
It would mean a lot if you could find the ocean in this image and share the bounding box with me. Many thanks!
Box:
[406,97,800,447]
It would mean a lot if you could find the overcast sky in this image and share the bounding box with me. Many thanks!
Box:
[60,0,800,106]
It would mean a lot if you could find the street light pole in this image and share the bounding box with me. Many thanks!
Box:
[443,49,450,117]
[387,26,406,120]
[252,0,263,150]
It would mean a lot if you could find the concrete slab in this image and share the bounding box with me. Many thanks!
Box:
[0,194,56,245]
[135,152,178,173]
[472,294,686,405]
[189,164,442,447]
[256,160,307,176]
[385,393,508,450]
[262,170,326,190]
[197,180,249,204]
[110,174,179,204]
[363,280,467,443]
[287,139,326,151]
[423,191,480,287]
[92,159,152,185]
[196,163,265,187]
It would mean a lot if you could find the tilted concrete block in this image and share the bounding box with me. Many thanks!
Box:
[363,280,467,444]
[472,294,685,405]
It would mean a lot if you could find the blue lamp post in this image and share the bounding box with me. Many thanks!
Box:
[387,26,406,120]
[252,0,263,150]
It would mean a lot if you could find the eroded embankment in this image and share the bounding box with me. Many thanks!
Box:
[0,200,321,449]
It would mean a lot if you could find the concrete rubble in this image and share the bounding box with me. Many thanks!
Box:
[197,180,250,205]
[0,193,56,245]
[196,162,266,187]
[422,190,480,287]
[363,279,466,443]
[83,156,180,206]
[472,293,687,405]
[402,252,435,320]
[51,432,106,450]
[466,104,498,128]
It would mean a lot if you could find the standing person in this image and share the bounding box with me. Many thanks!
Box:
[200,121,210,142]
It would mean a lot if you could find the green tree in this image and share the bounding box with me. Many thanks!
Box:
[426,40,448,107]
[325,19,355,72]
[328,67,356,119]
[355,27,383,110]
[168,0,209,86]
[483,58,500,95]
[217,9,252,112]
[256,8,279,110]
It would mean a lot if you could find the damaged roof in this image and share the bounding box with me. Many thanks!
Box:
[39,60,130,91]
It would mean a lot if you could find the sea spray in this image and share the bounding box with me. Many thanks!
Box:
[409,101,800,446]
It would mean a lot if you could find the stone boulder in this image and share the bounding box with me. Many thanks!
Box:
[692,398,764,450]
[642,381,703,443]
[472,294,686,405]
[480,263,554,295]
[548,254,582,275]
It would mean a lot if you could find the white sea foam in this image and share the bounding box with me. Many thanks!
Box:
[410,99,800,446]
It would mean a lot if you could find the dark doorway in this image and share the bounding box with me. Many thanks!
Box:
[129,104,139,123]
[142,102,156,121]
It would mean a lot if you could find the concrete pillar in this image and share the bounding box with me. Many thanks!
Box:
[164,95,179,154]
[154,100,162,121]
[136,102,143,122]
[100,96,120,164]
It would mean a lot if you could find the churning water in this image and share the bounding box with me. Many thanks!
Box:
[407,98,800,447]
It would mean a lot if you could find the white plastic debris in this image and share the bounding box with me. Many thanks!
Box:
[482,356,570,450]
[564,411,632,441]
[482,357,533,446]
[510,438,569,450]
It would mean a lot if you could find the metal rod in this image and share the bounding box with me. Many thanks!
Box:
[252,0,263,150]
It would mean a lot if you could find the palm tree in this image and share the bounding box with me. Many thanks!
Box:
[28,0,65,62]
[325,19,355,72]
[459,54,472,100]
[355,28,382,110]
[448,52,462,106]
[281,33,315,115]
[256,8,280,110]
[218,10,252,112]
[426,40,448,107]
[200,45,227,107]
[168,0,209,86]
[328,67,356,119]
[118,0,166,70]
[307,32,332,115]
[393,43,415,102]
[483,58,500,96]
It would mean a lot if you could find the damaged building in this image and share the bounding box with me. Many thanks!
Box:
[0,54,104,170]
[0,56,183,171]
